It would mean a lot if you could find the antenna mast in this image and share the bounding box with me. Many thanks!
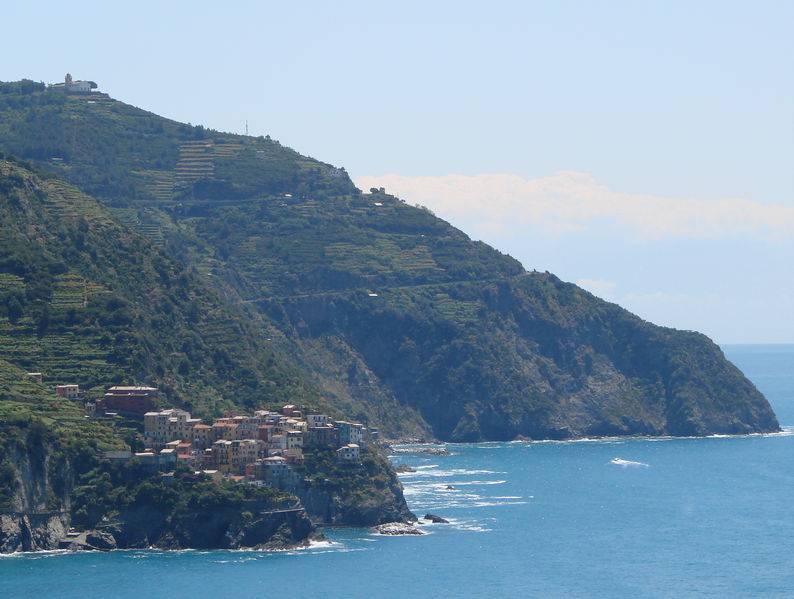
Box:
[245,120,248,136]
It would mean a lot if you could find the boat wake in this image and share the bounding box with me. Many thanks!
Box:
[610,457,649,467]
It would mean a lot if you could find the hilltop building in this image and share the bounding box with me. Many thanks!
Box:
[50,73,97,94]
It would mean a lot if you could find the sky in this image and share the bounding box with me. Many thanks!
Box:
[3,0,792,343]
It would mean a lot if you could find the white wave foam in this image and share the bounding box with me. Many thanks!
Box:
[435,517,494,532]
[447,480,506,486]
[406,468,506,478]
[610,458,649,467]
[307,539,339,550]
[527,437,626,445]
[453,523,493,532]
[0,549,70,559]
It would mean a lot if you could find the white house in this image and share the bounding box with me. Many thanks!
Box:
[336,443,360,461]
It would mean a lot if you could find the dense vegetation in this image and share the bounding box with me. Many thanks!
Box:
[0,80,779,441]
[0,157,327,418]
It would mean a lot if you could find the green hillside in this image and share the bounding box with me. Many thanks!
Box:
[0,156,317,417]
[0,80,779,440]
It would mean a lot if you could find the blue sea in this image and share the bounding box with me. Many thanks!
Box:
[2,344,793,598]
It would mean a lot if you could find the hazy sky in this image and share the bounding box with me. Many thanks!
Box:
[3,1,792,343]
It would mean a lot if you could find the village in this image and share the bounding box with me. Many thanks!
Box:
[42,378,376,488]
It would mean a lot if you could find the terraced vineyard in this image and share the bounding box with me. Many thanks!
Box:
[50,275,89,308]
[110,208,166,247]
[0,158,334,422]
[0,274,24,294]
[42,181,115,222]
[0,323,125,394]
[174,140,216,186]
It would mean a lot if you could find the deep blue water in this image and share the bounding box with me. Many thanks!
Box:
[2,344,793,598]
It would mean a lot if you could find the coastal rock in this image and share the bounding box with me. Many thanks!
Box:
[374,522,424,535]
[423,513,449,524]
[107,503,317,551]
[290,448,416,527]
[393,464,416,473]
[1,513,70,553]
[85,530,117,550]
[58,530,117,551]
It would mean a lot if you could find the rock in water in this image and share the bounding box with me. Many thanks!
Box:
[423,513,449,524]
[393,464,417,473]
[374,522,424,535]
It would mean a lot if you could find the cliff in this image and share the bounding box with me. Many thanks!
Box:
[283,274,778,440]
[291,446,415,526]
[91,498,316,551]
[0,424,319,552]
[0,418,76,552]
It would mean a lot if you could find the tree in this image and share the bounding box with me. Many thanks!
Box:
[6,295,23,323]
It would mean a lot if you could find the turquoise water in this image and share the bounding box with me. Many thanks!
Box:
[2,344,793,598]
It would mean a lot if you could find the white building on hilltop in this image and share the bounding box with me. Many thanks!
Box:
[50,73,97,94]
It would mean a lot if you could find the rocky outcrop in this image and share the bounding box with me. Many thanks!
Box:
[375,522,424,535]
[53,507,317,552]
[0,512,69,552]
[296,483,414,527]
[289,449,416,527]
[423,513,449,524]
[0,427,320,553]
[58,529,117,551]
[393,464,416,473]
[101,505,317,550]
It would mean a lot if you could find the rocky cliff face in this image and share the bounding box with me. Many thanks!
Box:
[0,513,69,553]
[0,428,72,552]
[280,275,779,441]
[0,428,320,553]
[102,503,317,550]
[295,465,415,527]
[274,447,415,527]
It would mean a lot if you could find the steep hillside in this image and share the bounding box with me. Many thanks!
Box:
[0,80,779,440]
[0,156,324,418]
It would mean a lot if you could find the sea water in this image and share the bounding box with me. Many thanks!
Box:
[2,344,793,598]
